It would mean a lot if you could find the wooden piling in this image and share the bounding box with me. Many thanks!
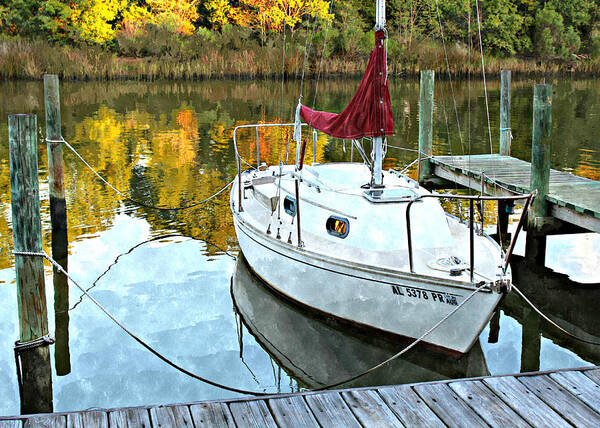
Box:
[499,70,511,156]
[526,84,552,264]
[8,114,53,414]
[44,74,71,376]
[418,70,434,184]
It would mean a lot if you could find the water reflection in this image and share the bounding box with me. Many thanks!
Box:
[231,255,490,389]
[0,78,598,415]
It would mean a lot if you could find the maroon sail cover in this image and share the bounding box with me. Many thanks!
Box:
[300,30,393,139]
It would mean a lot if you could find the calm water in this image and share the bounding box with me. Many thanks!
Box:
[0,77,599,415]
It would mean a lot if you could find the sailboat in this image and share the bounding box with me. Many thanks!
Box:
[231,254,490,389]
[230,0,527,354]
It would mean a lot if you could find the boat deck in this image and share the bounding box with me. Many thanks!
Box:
[3,365,600,427]
[429,154,600,233]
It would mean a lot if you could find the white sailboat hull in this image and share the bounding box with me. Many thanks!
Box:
[233,209,502,355]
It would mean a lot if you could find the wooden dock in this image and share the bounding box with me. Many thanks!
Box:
[429,154,600,234]
[2,365,600,427]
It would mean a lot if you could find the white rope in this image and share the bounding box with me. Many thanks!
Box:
[312,281,489,390]
[513,285,600,346]
[475,0,493,154]
[63,139,233,211]
[13,249,492,394]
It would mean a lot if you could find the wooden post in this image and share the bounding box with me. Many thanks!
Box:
[499,70,511,156]
[8,114,53,414]
[526,84,552,265]
[44,74,71,376]
[418,70,434,184]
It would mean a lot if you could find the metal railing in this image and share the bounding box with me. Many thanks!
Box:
[405,192,535,282]
[233,123,312,213]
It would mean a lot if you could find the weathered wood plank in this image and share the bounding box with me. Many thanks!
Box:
[413,383,487,428]
[190,402,235,427]
[228,400,277,428]
[483,376,571,427]
[519,374,600,427]
[0,421,22,428]
[149,405,193,427]
[550,370,600,411]
[268,396,319,427]
[23,415,66,428]
[378,385,445,427]
[449,380,530,427]
[108,408,151,428]
[341,390,403,427]
[66,411,108,428]
[583,368,600,385]
[304,392,361,428]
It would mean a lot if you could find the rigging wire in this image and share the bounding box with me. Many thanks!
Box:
[308,0,335,128]
[475,0,493,154]
[279,0,289,164]
[434,0,464,154]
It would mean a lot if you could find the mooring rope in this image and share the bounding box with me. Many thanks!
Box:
[60,139,233,211]
[70,233,236,311]
[14,250,273,396]
[513,285,600,346]
[13,250,492,396]
[311,281,490,390]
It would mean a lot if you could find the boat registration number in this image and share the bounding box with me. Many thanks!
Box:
[391,285,458,306]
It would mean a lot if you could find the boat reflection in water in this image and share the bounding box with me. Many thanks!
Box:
[231,255,490,390]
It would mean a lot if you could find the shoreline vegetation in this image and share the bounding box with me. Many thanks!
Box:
[2,1,600,81]
[3,37,600,82]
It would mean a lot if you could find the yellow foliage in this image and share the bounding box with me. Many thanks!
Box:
[72,0,127,44]
[146,0,200,35]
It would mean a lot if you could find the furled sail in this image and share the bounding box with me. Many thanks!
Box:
[300,30,394,139]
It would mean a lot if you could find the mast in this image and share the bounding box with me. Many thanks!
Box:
[373,0,386,187]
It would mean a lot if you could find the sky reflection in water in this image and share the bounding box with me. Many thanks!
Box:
[0,78,599,414]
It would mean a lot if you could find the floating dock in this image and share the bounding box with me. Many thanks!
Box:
[2,365,599,427]
[429,154,600,234]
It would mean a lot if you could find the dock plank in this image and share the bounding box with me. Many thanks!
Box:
[149,405,193,428]
[449,380,530,427]
[550,370,600,410]
[229,400,277,428]
[341,390,403,427]
[304,392,361,428]
[108,408,151,428]
[268,396,319,427]
[23,415,66,428]
[413,383,487,428]
[189,403,235,427]
[519,374,600,427]
[483,376,571,427]
[378,385,445,427]
[583,368,600,385]
[430,154,600,226]
[67,411,108,428]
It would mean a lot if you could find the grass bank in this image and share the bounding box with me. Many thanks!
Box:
[2,38,599,81]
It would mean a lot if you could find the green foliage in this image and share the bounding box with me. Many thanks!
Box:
[0,0,75,43]
[534,5,581,59]
[2,0,600,73]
